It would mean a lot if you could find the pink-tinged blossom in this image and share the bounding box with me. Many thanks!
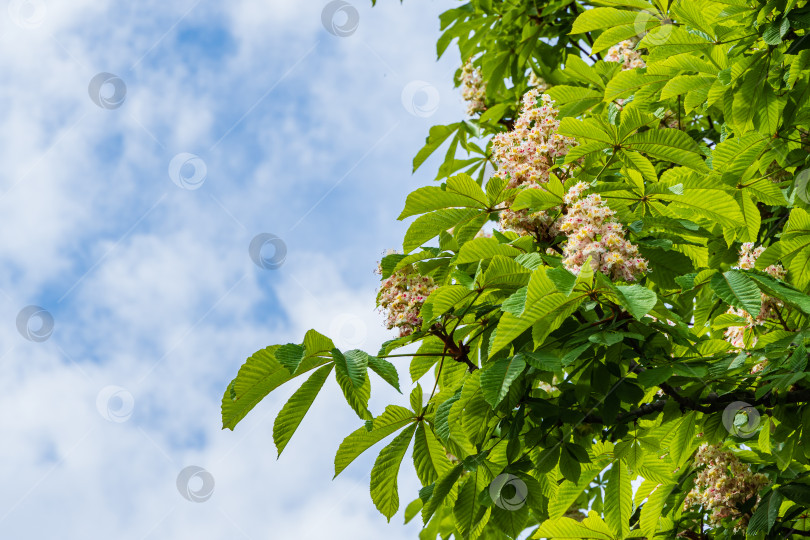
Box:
[556,182,648,281]
[375,264,437,337]
[491,90,577,237]
[605,40,646,70]
[460,59,487,116]
[684,444,769,531]
[724,243,786,349]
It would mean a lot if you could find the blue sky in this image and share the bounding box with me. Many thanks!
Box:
[0,1,465,537]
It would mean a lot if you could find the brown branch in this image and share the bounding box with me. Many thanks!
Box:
[429,327,478,372]
[585,387,810,425]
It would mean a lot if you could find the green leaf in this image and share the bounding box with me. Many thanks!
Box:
[624,129,709,171]
[736,192,761,243]
[661,74,715,100]
[547,265,578,296]
[571,7,639,34]
[370,423,417,521]
[479,255,531,289]
[604,71,669,103]
[275,343,305,372]
[368,355,401,392]
[711,270,762,318]
[732,59,770,133]
[413,123,460,172]
[491,269,585,354]
[398,176,487,219]
[539,511,613,539]
[422,464,464,524]
[546,85,603,116]
[334,349,369,390]
[454,473,490,538]
[334,405,415,477]
[640,483,673,538]
[456,237,522,264]
[656,188,744,229]
[605,460,632,538]
[223,344,326,430]
[548,468,603,519]
[511,185,565,211]
[413,423,453,485]
[410,384,424,414]
[334,349,372,420]
[616,285,658,320]
[480,355,527,407]
[272,363,334,456]
[403,208,483,253]
[748,273,810,315]
[669,412,698,466]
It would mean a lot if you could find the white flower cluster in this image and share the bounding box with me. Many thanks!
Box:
[492,90,577,237]
[375,264,437,337]
[556,182,648,281]
[605,40,645,70]
[684,444,769,531]
[460,59,486,115]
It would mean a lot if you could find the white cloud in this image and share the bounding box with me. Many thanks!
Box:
[0,1,462,538]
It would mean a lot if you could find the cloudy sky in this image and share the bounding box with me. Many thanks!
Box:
[0,0,465,537]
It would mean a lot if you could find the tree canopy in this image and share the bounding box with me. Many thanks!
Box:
[222,0,810,537]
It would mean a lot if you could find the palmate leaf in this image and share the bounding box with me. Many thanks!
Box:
[422,285,475,322]
[732,58,770,133]
[368,355,401,392]
[273,363,334,456]
[546,85,603,116]
[491,266,589,354]
[736,191,760,243]
[593,18,657,53]
[370,423,418,521]
[222,341,331,430]
[748,273,810,315]
[660,74,715,100]
[334,405,415,477]
[558,117,615,145]
[511,185,565,211]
